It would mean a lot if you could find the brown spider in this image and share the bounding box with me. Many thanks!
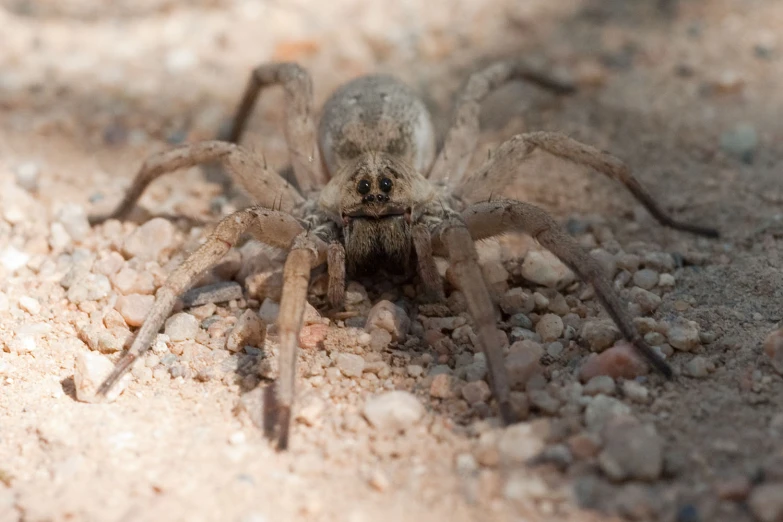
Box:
[90,60,718,450]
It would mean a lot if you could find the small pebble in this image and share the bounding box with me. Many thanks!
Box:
[122,218,176,261]
[665,318,701,351]
[584,394,631,433]
[583,375,616,396]
[529,390,561,414]
[658,273,675,287]
[535,314,563,342]
[505,341,543,389]
[598,415,663,481]
[67,274,111,304]
[365,300,409,341]
[258,298,280,323]
[18,296,41,315]
[763,328,783,375]
[336,353,365,378]
[580,342,649,381]
[684,355,710,378]
[622,380,650,403]
[629,287,662,313]
[226,310,266,352]
[430,373,462,399]
[182,281,243,307]
[632,269,659,290]
[581,320,620,352]
[14,161,39,191]
[497,422,546,464]
[164,312,200,342]
[720,123,758,164]
[461,380,491,405]
[499,287,535,315]
[362,391,425,432]
[56,204,90,242]
[115,294,154,327]
[74,351,130,402]
[714,476,751,501]
[406,364,423,378]
[520,250,574,288]
[749,482,783,522]
[0,246,29,273]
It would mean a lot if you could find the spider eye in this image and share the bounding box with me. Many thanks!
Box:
[379,177,393,193]
[357,179,371,195]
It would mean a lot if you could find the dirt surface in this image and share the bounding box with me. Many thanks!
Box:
[1,1,782,521]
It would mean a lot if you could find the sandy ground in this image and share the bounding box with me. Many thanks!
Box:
[1,0,782,521]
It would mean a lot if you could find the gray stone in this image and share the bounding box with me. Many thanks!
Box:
[598,415,663,481]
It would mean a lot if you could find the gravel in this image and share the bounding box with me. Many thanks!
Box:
[115,294,154,326]
[122,217,177,261]
[665,318,701,351]
[598,415,664,481]
[535,313,564,342]
[581,320,621,352]
[336,353,365,378]
[182,281,244,307]
[164,312,200,342]
[362,391,425,433]
[584,394,632,433]
[520,250,574,288]
[225,309,266,353]
[74,351,130,402]
[365,300,410,341]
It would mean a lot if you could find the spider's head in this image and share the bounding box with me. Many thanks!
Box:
[318,152,435,275]
[319,152,433,225]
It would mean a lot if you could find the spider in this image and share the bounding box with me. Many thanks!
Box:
[89,60,718,450]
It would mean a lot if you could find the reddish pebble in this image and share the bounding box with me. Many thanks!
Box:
[714,476,751,501]
[579,341,649,382]
[763,328,783,374]
[300,323,329,350]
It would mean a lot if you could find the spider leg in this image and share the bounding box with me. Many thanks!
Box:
[89,141,304,224]
[435,218,515,425]
[428,59,575,187]
[459,132,719,237]
[326,242,346,309]
[461,198,673,377]
[96,207,309,397]
[225,62,327,193]
[412,223,445,302]
[273,232,326,450]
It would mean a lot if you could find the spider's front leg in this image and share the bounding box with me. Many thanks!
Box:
[273,232,328,450]
[426,213,516,425]
[96,207,310,396]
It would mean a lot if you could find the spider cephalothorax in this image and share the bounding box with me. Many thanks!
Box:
[89,60,718,450]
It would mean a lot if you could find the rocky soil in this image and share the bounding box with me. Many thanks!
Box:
[1,1,782,521]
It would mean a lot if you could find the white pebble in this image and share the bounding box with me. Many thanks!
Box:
[18,296,41,315]
[336,353,365,378]
[0,246,30,272]
[67,274,111,304]
[362,391,425,433]
[164,313,200,342]
[56,204,91,242]
[74,351,129,402]
[14,162,39,191]
[520,250,574,288]
[122,218,176,261]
